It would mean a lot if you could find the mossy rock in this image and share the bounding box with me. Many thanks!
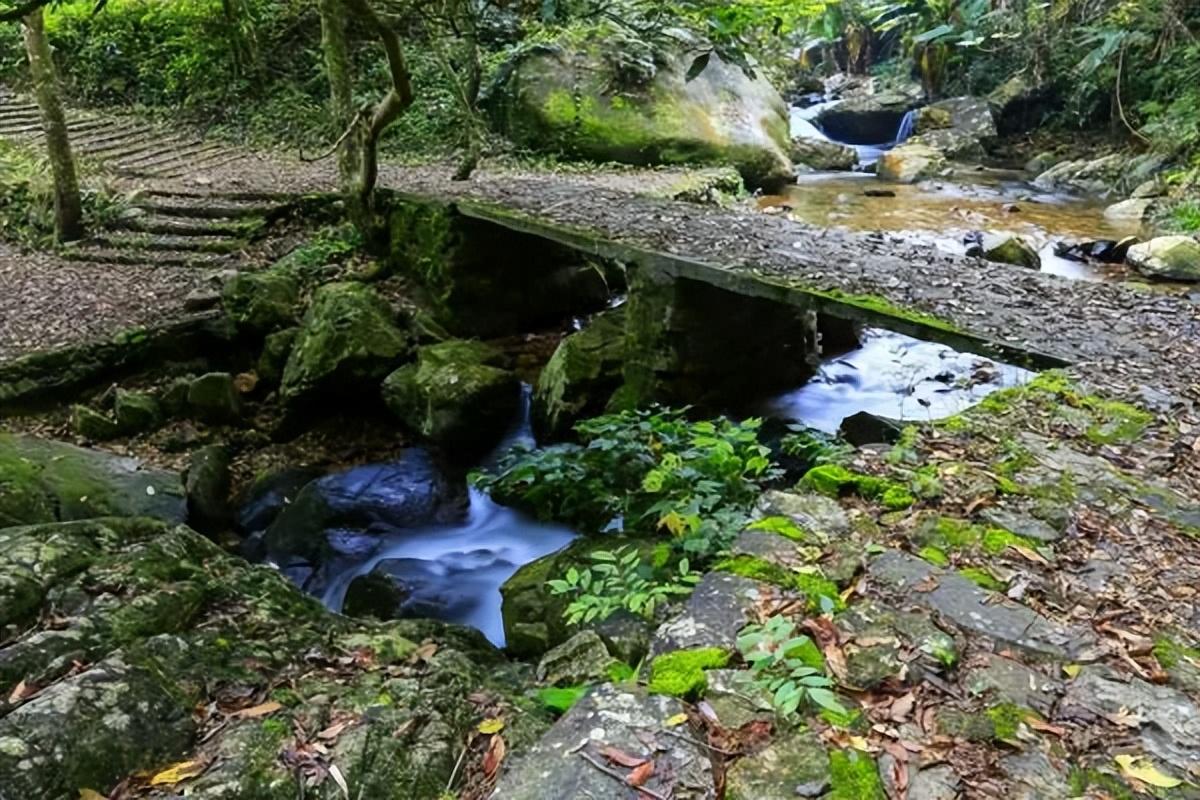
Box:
[222,267,302,334]
[280,281,411,408]
[532,306,626,440]
[114,389,162,435]
[187,372,242,424]
[381,339,519,452]
[257,326,298,388]
[0,434,185,528]
[485,24,794,189]
[726,727,831,800]
[71,403,121,440]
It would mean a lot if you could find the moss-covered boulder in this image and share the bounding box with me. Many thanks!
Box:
[281,281,411,408]
[0,434,185,528]
[381,340,520,452]
[970,234,1042,270]
[878,142,946,183]
[114,389,162,434]
[1126,235,1200,281]
[187,372,242,423]
[257,326,298,388]
[790,136,857,171]
[486,25,794,189]
[70,403,121,440]
[812,92,915,144]
[532,307,626,440]
[222,267,301,334]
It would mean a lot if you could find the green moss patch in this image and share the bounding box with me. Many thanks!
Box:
[714,554,844,612]
[801,465,914,511]
[828,749,885,800]
[959,567,1006,592]
[646,647,730,698]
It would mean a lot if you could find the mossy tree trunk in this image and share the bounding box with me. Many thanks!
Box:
[318,0,414,247]
[22,6,83,243]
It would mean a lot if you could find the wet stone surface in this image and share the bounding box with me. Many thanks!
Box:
[647,572,765,658]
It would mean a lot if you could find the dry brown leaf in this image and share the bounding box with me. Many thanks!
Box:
[1026,718,1067,736]
[600,746,647,768]
[483,734,507,777]
[410,642,439,664]
[1008,544,1050,565]
[627,759,655,787]
[234,701,282,719]
[318,721,351,741]
[890,692,916,723]
[7,679,35,704]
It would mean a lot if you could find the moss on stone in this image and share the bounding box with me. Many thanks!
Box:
[917,545,949,567]
[828,749,885,800]
[713,554,844,612]
[646,647,730,697]
[1153,634,1200,669]
[800,465,914,511]
[959,567,1005,592]
[986,703,1035,740]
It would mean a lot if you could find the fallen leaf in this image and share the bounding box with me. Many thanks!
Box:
[1026,718,1067,736]
[78,791,107,800]
[483,734,506,777]
[664,713,688,727]
[477,717,505,735]
[890,693,916,723]
[848,735,871,751]
[600,746,647,768]
[1008,544,1049,565]
[1106,707,1143,728]
[7,679,35,704]
[626,760,655,787]
[328,763,350,798]
[1115,754,1182,788]
[149,759,209,786]
[318,721,351,741]
[234,701,282,719]
[1063,664,1082,679]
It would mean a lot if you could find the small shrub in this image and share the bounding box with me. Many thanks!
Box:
[546,546,700,625]
[736,615,845,717]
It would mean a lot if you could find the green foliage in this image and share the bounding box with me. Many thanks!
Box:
[646,647,730,697]
[800,464,915,510]
[476,408,780,558]
[715,555,844,614]
[0,141,125,246]
[536,684,588,714]
[1168,200,1200,233]
[546,546,701,626]
[780,425,854,465]
[736,615,845,717]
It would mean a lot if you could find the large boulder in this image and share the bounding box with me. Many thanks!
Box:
[1126,236,1200,281]
[1034,152,1167,197]
[532,307,626,440]
[923,96,996,139]
[790,136,857,171]
[967,233,1042,270]
[910,126,985,160]
[381,339,520,452]
[486,27,794,189]
[877,142,946,183]
[0,433,185,527]
[280,281,411,408]
[987,75,1055,135]
[813,92,915,144]
[910,96,995,161]
[221,267,301,335]
[263,451,467,569]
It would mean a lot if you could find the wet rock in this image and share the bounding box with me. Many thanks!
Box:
[968,233,1041,270]
[754,490,850,541]
[235,466,323,535]
[256,326,298,388]
[0,434,186,527]
[837,599,958,687]
[704,669,774,729]
[813,92,914,144]
[280,281,411,408]
[1034,153,1165,196]
[1126,235,1200,281]
[491,683,713,799]
[264,451,466,566]
[342,554,509,624]
[185,444,232,535]
[501,536,608,658]
[839,410,904,446]
[790,136,857,171]
[0,653,195,798]
[927,96,996,139]
[70,403,121,440]
[730,529,807,570]
[382,339,519,452]
[591,610,654,666]
[342,568,409,619]
[187,372,241,424]
[536,630,616,686]
[1000,749,1075,800]
[878,143,946,184]
[1104,197,1155,221]
[1024,151,1060,175]
[1061,665,1200,776]
[911,127,984,161]
[725,728,830,800]
[863,188,896,197]
[222,267,301,334]
[979,506,1062,543]
[648,572,764,658]
[869,550,1099,660]
[964,653,1061,714]
[113,389,162,434]
[1131,178,1166,198]
[486,26,793,190]
[533,307,626,440]
[1054,237,1137,264]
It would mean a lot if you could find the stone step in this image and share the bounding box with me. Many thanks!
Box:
[72,124,151,149]
[85,138,172,165]
[76,133,160,157]
[113,140,205,169]
[0,110,40,124]
[156,150,247,179]
[113,213,264,238]
[59,245,227,269]
[64,119,113,136]
[118,143,229,174]
[92,232,246,255]
[133,194,287,220]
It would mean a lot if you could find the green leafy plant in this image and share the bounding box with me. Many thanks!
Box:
[547,546,701,625]
[476,407,780,558]
[736,616,846,717]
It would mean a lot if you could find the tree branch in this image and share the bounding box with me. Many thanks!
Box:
[0,0,50,23]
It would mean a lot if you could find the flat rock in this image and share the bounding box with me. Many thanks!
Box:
[490,683,713,799]
[1060,666,1200,776]
[537,630,616,686]
[754,490,849,541]
[703,669,774,729]
[1000,749,1074,800]
[879,754,959,800]
[730,529,807,569]
[979,506,1063,542]
[964,653,1061,714]
[869,550,1099,660]
[647,572,765,658]
[725,727,829,800]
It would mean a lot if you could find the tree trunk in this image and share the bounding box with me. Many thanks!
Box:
[22,7,83,243]
[318,0,356,185]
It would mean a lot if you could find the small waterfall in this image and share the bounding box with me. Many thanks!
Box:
[894,110,917,144]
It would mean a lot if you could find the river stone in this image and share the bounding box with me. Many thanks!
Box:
[533,306,626,440]
[725,728,830,800]
[978,234,1041,270]
[754,490,850,542]
[187,372,241,424]
[704,669,774,729]
[905,763,961,800]
[263,451,466,567]
[589,610,654,666]
[964,653,1061,714]
[1033,154,1126,195]
[342,556,497,622]
[221,267,301,334]
[382,339,519,451]
[280,281,411,407]
[979,506,1063,542]
[70,403,121,441]
[235,466,323,536]
[1061,665,1200,775]
[486,26,793,190]
[790,136,857,171]
[813,92,914,143]
[536,630,616,686]
[1000,749,1075,800]
[185,444,232,535]
[490,684,714,800]
[113,389,162,434]
[0,434,185,528]
[730,529,808,571]
[926,96,996,139]
[1104,197,1155,221]
[0,653,195,798]
[910,127,985,161]
[647,572,764,658]
[878,143,946,183]
[1126,236,1200,281]
[869,550,1099,660]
